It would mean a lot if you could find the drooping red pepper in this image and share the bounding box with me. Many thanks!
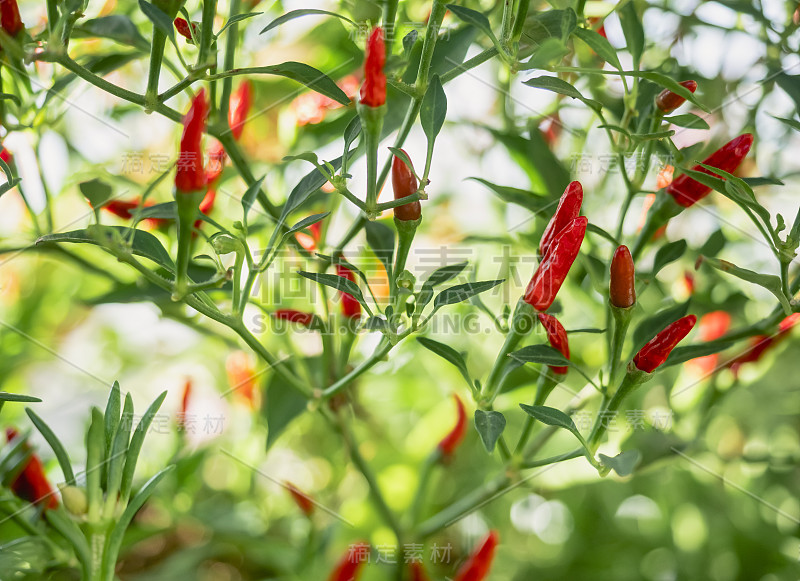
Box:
[437,394,467,459]
[727,313,799,376]
[524,216,588,311]
[229,80,253,141]
[609,245,636,308]
[5,429,58,511]
[336,265,362,320]
[538,313,569,375]
[408,562,431,581]
[273,309,316,327]
[0,146,11,164]
[633,315,697,373]
[327,542,370,581]
[453,530,499,581]
[655,80,697,113]
[359,27,386,107]
[175,90,209,194]
[285,481,314,517]
[225,351,258,407]
[666,134,753,208]
[174,17,199,42]
[539,181,583,258]
[687,311,731,376]
[0,0,24,37]
[391,149,421,221]
[103,199,140,220]
[177,378,192,431]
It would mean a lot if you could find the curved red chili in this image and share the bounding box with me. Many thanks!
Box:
[438,394,467,458]
[666,134,753,207]
[539,181,583,258]
[392,149,421,221]
[538,313,569,375]
[176,90,209,194]
[5,429,58,511]
[0,0,23,37]
[1,146,11,164]
[728,313,800,376]
[359,27,386,107]
[656,80,697,113]
[229,80,253,141]
[273,309,316,327]
[327,542,370,581]
[408,562,431,581]
[454,530,499,581]
[336,265,362,320]
[285,481,314,517]
[609,245,636,308]
[633,315,697,373]
[173,17,198,42]
[524,216,588,311]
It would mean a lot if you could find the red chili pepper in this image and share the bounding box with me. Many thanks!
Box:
[666,134,753,207]
[454,530,499,581]
[225,351,258,407]
[538,313,569,375]
[177,378,192,430]
[327,542,370,581]
[539,181,583,258]
[633,315,697,373]
[438,394,467,459]
[273,309,316,327]
[285,481,314,517]
[391,149,421,221]
[296,220,323,252]
[103,199,140,220]
[175,90,209,194]
[408,562,431,581]
[1,146,11,164]
[687,311,731,376]
[0,0,23,37]
[336,265,362,320]
[5,429,58,510]
[229,80,253,141]
[206,140,227,185]
[727,313,799,376]
[587,18,606,39]
[524,216,588,311]
[173,17,199,42]
[655,80,697,113]
[359,27,386,107]
[609,245,636,308]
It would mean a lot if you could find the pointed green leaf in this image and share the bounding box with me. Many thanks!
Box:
[420,75,447,143]
[474,410,506,453]
[598,449,641,477]
[432,280,504,311]
[260,9,355,35]
[25,408,75,485]
[417,337,472,387]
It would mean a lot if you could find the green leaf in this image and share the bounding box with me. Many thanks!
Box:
[651,240,687,276]
[474,410,506,453]
[120,391,167,502]
[138,0,175,42]
[264,373,308,449]
[104,382,121,460]
[297,271,371,314]
[365,221,395,278]
[523,38,570,70]
[772,115,800,132]
[37,226,175,271]
[260,9,355,35]
[510,344,570,367]
[420,75,447,143]
[522,76,601,110]
[217,12,263,37]
[632,302,690,355]
[286,212,329,238]
[639,72,708,112]
[586,223,619,246]
[79,179,113,209]
[519,404,587,447]
[598,449,641,477]
[280,156,343,224]
[445,4,498,44]
[664,340,737,367]
[241,176,266,228]
[664,114,710,130]
[417,337,472,387]
[24,408,75,485]
[134,202,176,222]
[0,392,40,403]
[468,177,550,213]
[618,1,644,65]
[343,115,362,154]
[573,27,622,70]
[244,63,350,106]
[424,261,468,286]
[432,280,504,311]
[698,256,792,315]
[74,15,149,50]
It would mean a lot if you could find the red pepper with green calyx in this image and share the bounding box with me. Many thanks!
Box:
[538,313,569,375]
[0,0,23,37]
[438,394,467,460]
[454,530,499,581]
[655,80,697,113]
[358,27,387,218]
[539,181,583,258]
[524,216,588,311]
[392,149,422,222]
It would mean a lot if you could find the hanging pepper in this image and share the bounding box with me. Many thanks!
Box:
[175,90,208,194]
[225,352,258,407]
[524,216,588,311]
[727,313,799,376]
[273,309,317,327]
[1,146,11,164]
[336,265,362,320]
[609,245,636,308]
[633,315,697,373]
[655,80,697,113]
[177,378,192,431]
[538,313,569,375]
[173,17,199,43]
[359,27,386,107]
[539,181,583,258]
[0,0,23,37]
[687,311,731,376]
[285,481,315,517]
[327,542,370,581]
[666,134,753,208]
[454,531,499,581]
[229,80,253,141]
[391,150,422,222]
[296,220,323,252]
[437,394,467,459]
[5,429,58,510]
[409,562,431,581]
[103,199,142,220]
